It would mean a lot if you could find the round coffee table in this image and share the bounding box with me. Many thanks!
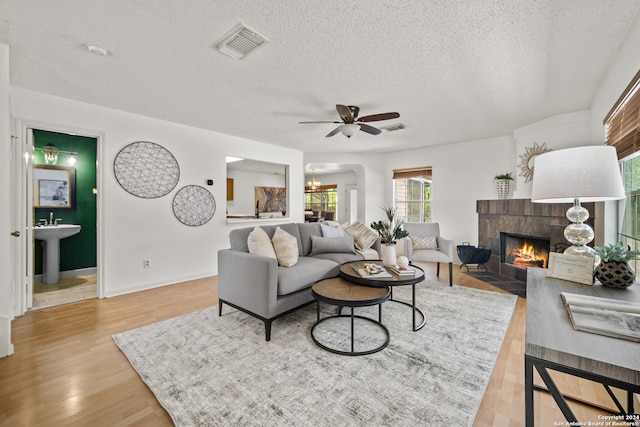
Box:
[311,277,390,356]
[339,261,426,331]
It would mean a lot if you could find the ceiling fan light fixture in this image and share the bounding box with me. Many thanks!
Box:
[340,124,360,138]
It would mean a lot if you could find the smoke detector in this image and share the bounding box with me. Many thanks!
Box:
[217,24,269,60]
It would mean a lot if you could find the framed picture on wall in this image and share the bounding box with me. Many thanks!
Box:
[34,165,76,209]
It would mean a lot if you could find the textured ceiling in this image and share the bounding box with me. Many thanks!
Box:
[1,1,639,153]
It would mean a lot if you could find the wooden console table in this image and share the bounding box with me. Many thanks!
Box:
[525,268,640,426]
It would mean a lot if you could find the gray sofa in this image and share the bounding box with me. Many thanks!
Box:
[218,222,380,340]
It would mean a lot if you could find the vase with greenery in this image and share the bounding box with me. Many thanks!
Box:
[594,242,640,288]
[371,207,409,266]
[494,172,514,199]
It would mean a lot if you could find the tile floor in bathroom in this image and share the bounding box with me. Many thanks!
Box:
[32,274,97,309]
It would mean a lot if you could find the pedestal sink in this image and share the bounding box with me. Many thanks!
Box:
[34,224,81,285]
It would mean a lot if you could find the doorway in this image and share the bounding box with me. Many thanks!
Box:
[31,129,98,309]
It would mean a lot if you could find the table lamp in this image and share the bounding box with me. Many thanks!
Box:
[530,145,625,266]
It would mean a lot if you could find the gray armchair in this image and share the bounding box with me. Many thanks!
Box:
[402,222,454,286]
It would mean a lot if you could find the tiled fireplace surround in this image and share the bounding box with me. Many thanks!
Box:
[477,199,595,282]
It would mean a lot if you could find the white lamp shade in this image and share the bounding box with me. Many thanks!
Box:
[340,124,360,137]
[531,145,625,203]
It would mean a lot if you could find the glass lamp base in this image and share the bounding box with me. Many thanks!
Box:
[563,245,601,268]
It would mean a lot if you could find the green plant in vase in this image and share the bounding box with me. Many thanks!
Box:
[494,172,514,199]
[593,242,640,288]
[370,207,409,244]
[371,207,409,267]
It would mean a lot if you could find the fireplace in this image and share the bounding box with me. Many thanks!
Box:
[500,233,550,269]
[477,199,595,283]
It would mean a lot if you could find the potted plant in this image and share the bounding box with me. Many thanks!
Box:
[370,207,409,266]
[594,242,640,288]
[494,173,514,199]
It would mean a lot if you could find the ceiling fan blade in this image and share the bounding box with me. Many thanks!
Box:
[359,123,382,135]
[336,104,352,123]
[357,112,400,122]
[299,121,341,124]
[326,126,342,137]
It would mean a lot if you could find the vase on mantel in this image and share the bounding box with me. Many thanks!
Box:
[495,179,511,199]
[381,242,397,267]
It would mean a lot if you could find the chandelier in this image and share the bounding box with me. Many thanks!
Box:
[307,170,321,190]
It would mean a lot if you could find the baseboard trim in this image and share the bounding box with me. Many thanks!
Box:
[104,271,215,298]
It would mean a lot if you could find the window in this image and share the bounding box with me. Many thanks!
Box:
[305,185,337,219]
[604,69,640,159]
[620,155,640,273]
[606,69,640,272]
[393,167,432,223]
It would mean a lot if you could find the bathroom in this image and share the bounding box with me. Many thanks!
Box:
[32,129,97,309]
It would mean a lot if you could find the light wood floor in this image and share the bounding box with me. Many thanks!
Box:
[0,264,628,426]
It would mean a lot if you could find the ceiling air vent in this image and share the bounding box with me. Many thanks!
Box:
[217,24,269,60]
[380,123,406,132]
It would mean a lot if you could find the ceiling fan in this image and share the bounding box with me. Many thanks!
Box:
[299,104,400,138]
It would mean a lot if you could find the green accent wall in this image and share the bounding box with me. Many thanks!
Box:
[33,130,97,275]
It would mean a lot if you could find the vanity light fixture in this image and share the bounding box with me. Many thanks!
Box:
[41,144,59,164]
[36,144,79,166]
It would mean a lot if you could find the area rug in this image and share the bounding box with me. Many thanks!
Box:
[113,282,517,427]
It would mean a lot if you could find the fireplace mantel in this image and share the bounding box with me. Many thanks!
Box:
[476,199,595,282]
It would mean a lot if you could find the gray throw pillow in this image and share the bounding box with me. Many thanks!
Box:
[310,235,356,255]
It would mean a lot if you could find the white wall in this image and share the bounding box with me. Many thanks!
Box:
[512,110,592,199]
[387,135,515,249]
[304,170,356,223]
[10,87,304,297]
[303,155,387,226]
[0,43,13,357]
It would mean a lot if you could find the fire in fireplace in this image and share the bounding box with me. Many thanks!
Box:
[500,233,550,269]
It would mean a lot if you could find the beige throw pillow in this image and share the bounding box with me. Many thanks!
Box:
[411,235,438,250]
[271,227,299,267]
[247,227,277,259]
[343,220,378,251]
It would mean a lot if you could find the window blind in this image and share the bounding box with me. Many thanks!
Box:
[392,167,432,180]
[604,69,640,159]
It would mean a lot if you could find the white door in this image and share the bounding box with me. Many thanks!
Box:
[11,124,34,315]
[347,185,358,224]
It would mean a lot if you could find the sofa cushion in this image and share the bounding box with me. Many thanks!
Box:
[277,257,338,296]
[412,249,451,263]
[411,235,437,250]
[321,222,346,237]
[343,220,378,251]
[297,223,323,256]
[310,235,356,255]
[310,252,365,264]
[272,227,299,267]
[230,223,303,255]
[247,227,277,259]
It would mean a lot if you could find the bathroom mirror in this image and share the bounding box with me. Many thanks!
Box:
[226,158,288,219]
[34,165,76,209]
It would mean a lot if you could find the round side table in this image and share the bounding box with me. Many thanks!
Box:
[311,277,390,356]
